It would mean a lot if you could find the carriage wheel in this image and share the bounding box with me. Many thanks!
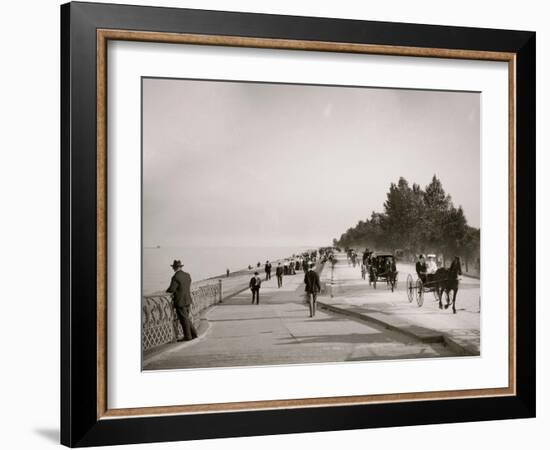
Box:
[415,279,424,307]
[406,274,414,302]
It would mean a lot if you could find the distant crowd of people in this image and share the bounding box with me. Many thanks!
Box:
[247,250,321,306]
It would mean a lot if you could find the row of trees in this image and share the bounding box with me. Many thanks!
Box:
[334,176,480,268]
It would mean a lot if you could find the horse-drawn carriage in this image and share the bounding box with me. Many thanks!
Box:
[368,253,398,292]
[406,256,463,313]
[406,273,440,307]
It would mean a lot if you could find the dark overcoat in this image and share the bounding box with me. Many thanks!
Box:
[304,270,321,294]
[166,270,193,306]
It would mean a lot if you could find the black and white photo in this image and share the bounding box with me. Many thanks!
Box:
[141,78,481,370]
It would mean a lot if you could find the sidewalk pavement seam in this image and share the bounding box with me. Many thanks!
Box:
[317,299,477,356]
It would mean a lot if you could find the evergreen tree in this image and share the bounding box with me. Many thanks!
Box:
[333,174,478,265]
[441,206,467,257]
[423,175,451,253]
[382,178,407,249]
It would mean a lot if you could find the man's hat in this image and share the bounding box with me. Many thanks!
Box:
[170,259,183,268]
[419,254,424,259]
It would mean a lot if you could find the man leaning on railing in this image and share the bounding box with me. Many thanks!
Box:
[166,259,198,341]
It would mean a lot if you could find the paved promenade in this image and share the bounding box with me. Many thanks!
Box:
[319,254,481,355]
[143,263,454,370]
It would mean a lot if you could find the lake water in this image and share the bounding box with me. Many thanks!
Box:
[143,246,316,294]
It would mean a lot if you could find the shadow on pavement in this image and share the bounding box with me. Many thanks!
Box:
[210,315,298,322]
[274,332,398,346]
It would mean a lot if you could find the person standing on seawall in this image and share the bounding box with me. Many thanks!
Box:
[276,262,284,288]
[166,259,197,341]
[265,260,272,280]
[249,271,262,304]
[304,262,321,317]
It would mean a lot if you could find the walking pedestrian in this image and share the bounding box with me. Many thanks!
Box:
[276,262,284,288]
[304,262,321,317]
[166,259,197,341]
[249,271,262,304]
[265,260,272,280]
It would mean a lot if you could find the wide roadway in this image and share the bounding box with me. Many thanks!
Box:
[321,254,481,354]
[144,264,455,370]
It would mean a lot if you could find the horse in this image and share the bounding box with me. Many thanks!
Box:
[434,257,462,314]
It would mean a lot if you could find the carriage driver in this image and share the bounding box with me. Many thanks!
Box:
[415,254,427,283]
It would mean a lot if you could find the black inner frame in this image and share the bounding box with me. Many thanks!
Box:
[61,2,535,447]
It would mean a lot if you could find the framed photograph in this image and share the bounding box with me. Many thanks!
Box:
[61,1,535,447]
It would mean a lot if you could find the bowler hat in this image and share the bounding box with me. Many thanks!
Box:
[170,259,183,268]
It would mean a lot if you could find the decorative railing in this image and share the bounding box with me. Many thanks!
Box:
[142,280,222,352]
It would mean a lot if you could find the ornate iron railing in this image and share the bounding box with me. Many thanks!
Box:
[142,281,222,352]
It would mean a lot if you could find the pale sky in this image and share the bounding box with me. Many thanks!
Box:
[142,78,480,248]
